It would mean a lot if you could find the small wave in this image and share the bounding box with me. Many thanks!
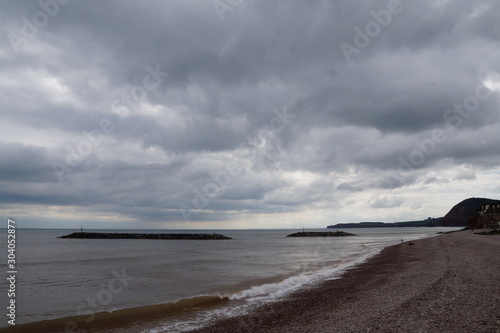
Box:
[9,248,381,333]
[227,247,379,301]
[147,247,383,332]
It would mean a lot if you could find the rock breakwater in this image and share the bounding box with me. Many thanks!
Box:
[58,232,232,240]
[286,231,356,237]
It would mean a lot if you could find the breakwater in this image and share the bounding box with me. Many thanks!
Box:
[286,231,356,237]
[58,232,232,240]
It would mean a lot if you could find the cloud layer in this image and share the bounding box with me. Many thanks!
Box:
[1,0,499,228]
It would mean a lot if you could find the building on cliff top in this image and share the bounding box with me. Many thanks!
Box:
[469,202,500,229]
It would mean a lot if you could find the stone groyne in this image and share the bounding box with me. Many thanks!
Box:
[286,231,356,237]
[58,232,232,240]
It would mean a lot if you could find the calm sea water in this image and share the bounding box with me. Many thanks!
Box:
[0,227,460,332]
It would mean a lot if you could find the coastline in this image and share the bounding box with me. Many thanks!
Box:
[188,230,500,333]
[3,229,498,332]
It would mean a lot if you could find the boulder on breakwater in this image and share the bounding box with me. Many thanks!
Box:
[58,232,232,240]
[286,231,356,237]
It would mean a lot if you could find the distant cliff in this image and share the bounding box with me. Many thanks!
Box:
[442,197,500,227]
[328,197,500,229]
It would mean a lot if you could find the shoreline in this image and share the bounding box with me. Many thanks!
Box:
[3,229,497,332]
[188,230,500,333]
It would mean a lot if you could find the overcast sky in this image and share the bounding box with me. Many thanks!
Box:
[1,0,499,229]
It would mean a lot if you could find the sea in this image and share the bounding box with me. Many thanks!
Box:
[0,227,461,332]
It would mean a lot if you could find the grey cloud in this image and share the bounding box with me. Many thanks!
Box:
[453,169,477,181]
[424,176,450,185]
[0,142,52,182]
[370,196,404,209]
[1,0,499,226]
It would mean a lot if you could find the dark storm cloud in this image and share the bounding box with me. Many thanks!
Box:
[0,142,52,182]
[0,0,499,226]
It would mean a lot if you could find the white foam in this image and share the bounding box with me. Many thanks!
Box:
[227,246,379,302]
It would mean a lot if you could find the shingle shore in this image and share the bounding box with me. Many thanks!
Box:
[188,230,500,333]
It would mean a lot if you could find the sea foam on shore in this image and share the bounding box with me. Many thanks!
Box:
[187,230,500,333]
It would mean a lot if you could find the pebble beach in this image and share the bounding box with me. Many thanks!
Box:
[189,230,500,333]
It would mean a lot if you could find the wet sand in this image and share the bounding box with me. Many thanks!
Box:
[188,230,500,333]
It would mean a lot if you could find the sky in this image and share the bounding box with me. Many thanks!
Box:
[1,0,499,229]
